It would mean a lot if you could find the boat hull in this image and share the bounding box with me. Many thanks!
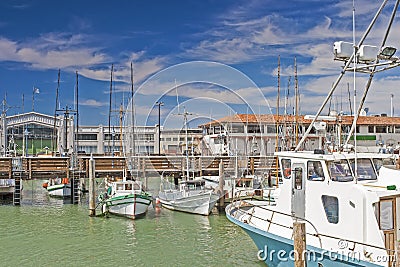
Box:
[0,179,15,196]
[47,184,71,198]
[226,206,382,267]
[102,194,152,219]
[158,191,219,216]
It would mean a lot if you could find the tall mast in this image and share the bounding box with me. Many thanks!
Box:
[275,56,281,186]
[275,56,280,153]
[75,71,79,157]
[108,64,113,155]
[52,69,60,154]
[294,57,299,146]
[131,62,136,156]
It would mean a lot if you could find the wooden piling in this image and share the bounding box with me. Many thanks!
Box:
[218,159,224,210]
[293,221,306,267]
[88,156,96,216]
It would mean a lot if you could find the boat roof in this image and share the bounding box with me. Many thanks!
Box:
[275,150,394,161]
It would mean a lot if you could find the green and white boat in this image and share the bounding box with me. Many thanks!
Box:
[99,179,152,219]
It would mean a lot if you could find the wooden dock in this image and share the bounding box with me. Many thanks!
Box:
[0,155,278,179]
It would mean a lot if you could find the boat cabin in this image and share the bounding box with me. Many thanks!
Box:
[276,150,398,265]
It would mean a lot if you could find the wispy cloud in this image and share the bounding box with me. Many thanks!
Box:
[0,34,109,70]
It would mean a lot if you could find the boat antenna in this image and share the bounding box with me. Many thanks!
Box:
[347,83,352,115]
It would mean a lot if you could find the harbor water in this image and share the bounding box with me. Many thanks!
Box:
[0,179,264,267]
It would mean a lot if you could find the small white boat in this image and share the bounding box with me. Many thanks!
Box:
[202,174,264,201]
[99,179,152,219]
[158,178,220,216]
[43,178,71,198]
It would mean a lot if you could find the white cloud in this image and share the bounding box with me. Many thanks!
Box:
[80,99,107,107]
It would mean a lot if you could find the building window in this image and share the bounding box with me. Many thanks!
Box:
[368,126,374,133]
[375,126,387,133]
[266,125,276,133]
[76,134,97,141]
[231,126,244,133]
[247,125,262,134]
[322,195,339,224]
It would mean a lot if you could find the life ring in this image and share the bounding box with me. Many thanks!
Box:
[284,168,291,178]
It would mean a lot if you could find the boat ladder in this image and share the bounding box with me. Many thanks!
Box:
[13,177,21,206]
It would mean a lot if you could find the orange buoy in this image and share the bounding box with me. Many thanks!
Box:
[42,182,48,188]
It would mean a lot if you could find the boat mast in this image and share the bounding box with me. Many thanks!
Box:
[275,56,281,185]
[108,64,113,155]
[74,70,79,163]
[52,69,60,154]
[130,62,136,156]
[294,57,299,146]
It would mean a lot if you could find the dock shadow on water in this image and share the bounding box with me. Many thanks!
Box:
[0,179,264,266]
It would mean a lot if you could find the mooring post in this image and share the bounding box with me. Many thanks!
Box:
[218,159,224,210]
[293,221,306,267]
[89,155,96,216]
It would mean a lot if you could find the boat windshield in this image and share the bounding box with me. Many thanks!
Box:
[349,158,377,181]
[373,158,395,174]
[328,160,353,182]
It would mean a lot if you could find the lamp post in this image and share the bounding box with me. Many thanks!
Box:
[155,101,164,155]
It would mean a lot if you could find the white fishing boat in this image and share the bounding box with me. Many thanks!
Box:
[99,179,152,219]
[226,151,400,266]
[226,1,400,265]
[157,178,220,216]
[42,177,71,198]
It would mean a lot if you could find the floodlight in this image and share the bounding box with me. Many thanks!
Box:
[378,46,397,60]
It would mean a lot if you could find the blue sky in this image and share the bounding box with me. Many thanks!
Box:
[1,0,399,129]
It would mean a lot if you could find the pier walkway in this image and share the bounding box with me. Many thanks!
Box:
[0,155,277,179]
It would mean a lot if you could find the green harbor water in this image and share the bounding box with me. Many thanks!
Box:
[0,179,264,267]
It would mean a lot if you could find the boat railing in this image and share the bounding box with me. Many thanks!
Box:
[0,179,15,187]
[228,200,394,255]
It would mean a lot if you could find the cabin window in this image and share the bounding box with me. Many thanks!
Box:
[294,167,303,189]
[372,158,394,173]
[328,160,353,182]
[307,161,325,181]
[349,158,377,180]
[379,200,394,230]
[281,159,291,179]
[322,195,339,224]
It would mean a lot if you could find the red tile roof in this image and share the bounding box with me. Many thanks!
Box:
[200,114,400,127]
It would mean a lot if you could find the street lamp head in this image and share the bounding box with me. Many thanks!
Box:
[156,101,164,106]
